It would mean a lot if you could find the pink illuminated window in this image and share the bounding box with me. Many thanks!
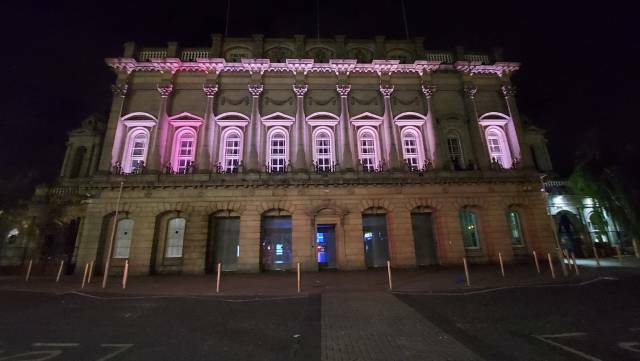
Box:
[358,128,379,171]
[446,133,464,168]
[313,128,334,171]
[172,129,197,174]
[401,128,422,171]
[267,128,288,172]
[221,128,243,173]
[122,128,149,173]
[485,127,512,168]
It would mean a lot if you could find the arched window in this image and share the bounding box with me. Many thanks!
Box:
[220,127,243,173]
[172,128,196,174]
[358,127,379,172]
[485,127,512,169]
[459,209,479,249]
[507,210,524,246]
[313,127,334,171]
[69,146,87,178]
[401,128,422,171]
[123,128,149,173]
[165,218,186,258]
[113,219,134,258]
[267,127,288,172]
[446,133,464,169]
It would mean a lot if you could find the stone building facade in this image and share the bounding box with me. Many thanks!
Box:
[22,34,557,275]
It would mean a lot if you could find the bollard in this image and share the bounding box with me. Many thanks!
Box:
[558,248,568,277]
[498,252,505,278]
[216,262,221,294]
[592,246,600,267]
[56,260,65,283]
[87,260,94,284]
[616,245,623,265]
[297,262,301,293]
[463,257,470,286]
[633,239,640,259]
[386,260,393,291]
[563,249,572,271]
[122,260,129,289]
[81,263,89,289]
[533,250,541,274]
[25,259,33,282]
[571,252,579,276]
[547,253,556,279]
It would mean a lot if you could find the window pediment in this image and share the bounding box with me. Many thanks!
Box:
[169,112,203,127]
[121,112,157,127]
[306,112,339,126]
[351,112,383,127]
[262,112,295,126]
[216,112,250,127]
[394,112,427,126]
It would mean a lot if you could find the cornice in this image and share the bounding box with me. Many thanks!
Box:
[454,61,520,76]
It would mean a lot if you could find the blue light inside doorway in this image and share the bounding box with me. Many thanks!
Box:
[316,232,327,263]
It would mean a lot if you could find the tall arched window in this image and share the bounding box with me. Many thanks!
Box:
[113,219,134,258]
[485,127,512,169]
[401,128,422,171]
[172,128,196,174]
[313,127,334,171]
[220,127,243,173]
[459,209,479,249]
[123,128,149,173]
[267,127,288,172]
[358,127,379,172]
[507,210,524,246]
[446,133,464,169]
[165,217,186,258]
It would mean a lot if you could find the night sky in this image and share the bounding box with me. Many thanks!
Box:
[1,1,637,202]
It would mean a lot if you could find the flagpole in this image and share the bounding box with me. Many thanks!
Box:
[102,181,124,288]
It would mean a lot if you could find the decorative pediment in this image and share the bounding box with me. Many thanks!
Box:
[394,112,427,126]
[120,112,157,127]
[168,112,203,127]
[261,112,295,126]
[478,112,510,126]
[215,112,250,127]
[306,112,339,127]
[350,112,383,127]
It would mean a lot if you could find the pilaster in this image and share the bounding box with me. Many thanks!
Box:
[244,84,263,171]
[198,82,219,171]
[336,85,354,170]
[501,83,531,168]
[463,83,490,170]
[380,84,402,169]
[98,79,128,173]
[421,84,438,168]
[148,81,174,172]
[292,84,308,170]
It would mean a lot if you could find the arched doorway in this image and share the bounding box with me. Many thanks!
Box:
[362,207,389,268]
[260,209,292,271]
[206,210,241,273]
[411,206,438,266]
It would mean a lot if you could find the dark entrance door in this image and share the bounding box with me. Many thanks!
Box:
[260,216,292,271]
[206,216,240,273]
[411,212,438,266]
[362,214,390,268]
[316,224,337,270]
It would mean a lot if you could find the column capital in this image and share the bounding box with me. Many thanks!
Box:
[379,84,394,97]
[292,84,308,97]
[463,85,478,100]
[203,83,219,97]
[336,84,351,97]
[421,84,437,99]
[501,85,517,98]
[157,83,174,97]
[248,84,264,97]
[111,83,128,97]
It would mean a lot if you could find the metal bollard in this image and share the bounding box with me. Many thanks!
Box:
[633,239,640,259]
[25,259,33,282]
[592,246,600,267]
[616,245,623,265]
[122,260,129,289]
[216,262,221,294]
[571,252,579,276]
[533,250,541,274]
[547,253,556,279]
[56,260,65,283]
[81,263,89,289]
[463,257,470,286]
[386,260,393,291]
[297,262,301,293]
[498,252,505,278]
[87,260,94,284]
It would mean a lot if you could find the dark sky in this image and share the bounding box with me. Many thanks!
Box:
[1,1,637,197]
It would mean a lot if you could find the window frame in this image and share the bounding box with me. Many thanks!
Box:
[484,126,512,169]
[171,127,197,174]
[507,210,525,247]
[459,209,480,249]
[266,127,289,172]
[122,128,150,174]
[446,132,464,168]
[400,127,423,171]
[164,217,186,258]
[357,126,381,172]
[219,127,244,173]
[312,126,335,171]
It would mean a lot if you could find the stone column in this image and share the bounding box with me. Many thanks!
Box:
[292,84,308,170]
[336,85,354,170]
[421,84,438,167]
[88,139,102,176]
[501,85,527,166]
[198,83,218,171]
[244,84,263,171]
[148,83,173,172]
[59,143,72,177]
[98,82,128,173]
[380,84,402,169]
[463,85,490,170]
